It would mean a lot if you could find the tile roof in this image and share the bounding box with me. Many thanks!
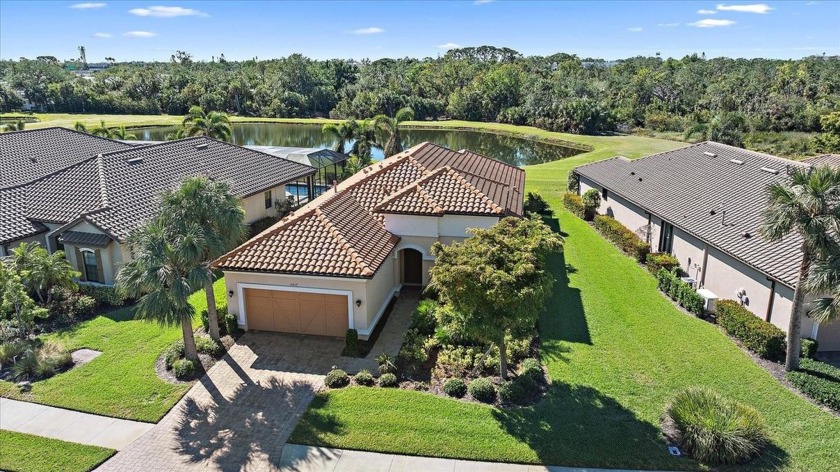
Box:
[58,231,112,248]
[801,154,840,167]
[215,142,525,277]
[0,127,132,188]
[574,141,811,288]
[1,131,316,244]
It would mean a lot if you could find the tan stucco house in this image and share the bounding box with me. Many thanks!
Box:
[215,142,525,339]
[1,127,316,284]
[573,143,840,351]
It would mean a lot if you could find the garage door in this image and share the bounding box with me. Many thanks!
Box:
[243,288,349,337]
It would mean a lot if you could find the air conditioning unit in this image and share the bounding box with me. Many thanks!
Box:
[680,276,696,288]
[696,288,719,314]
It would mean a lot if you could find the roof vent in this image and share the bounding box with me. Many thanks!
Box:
[742,231,752,239]
[630,171,636,176]
[760,167,779,175]
[729,159,744,165]
[704,151,717,157]
[126,157,144,164]
[195,143,209,150]
[29,156,37,163]
[638,177,643,182]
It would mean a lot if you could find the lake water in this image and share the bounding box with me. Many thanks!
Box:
[135,123,582,167]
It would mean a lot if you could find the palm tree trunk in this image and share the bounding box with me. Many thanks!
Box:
[785,253,811,372]
[204,280,221,342]
[499,338,508,380]
[181,316,199,362]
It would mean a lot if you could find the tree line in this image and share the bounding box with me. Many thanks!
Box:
[1,47,838,142]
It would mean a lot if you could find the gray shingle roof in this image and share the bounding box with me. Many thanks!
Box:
[574,142,811,288]
[2,132,316,244]
[59,231,112,247]
[0,127,133,188]
[802,154,840,167]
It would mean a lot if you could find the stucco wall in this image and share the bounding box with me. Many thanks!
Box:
[2,233,47,256]
[363,253,400,336]
[240,184,287,223]
[580,177,659,247]
[816,319,840,351]
[671,227,705,282]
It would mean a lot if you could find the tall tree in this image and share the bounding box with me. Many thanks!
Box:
[159,177,246,342]
[116,218,208,361]
[321,119,357,153]
[374,107,414,157]
[429,216,564,378]
[761,165,840,371]
[350,119,378,164]
[807,254,840,325]
[183,105,232,141]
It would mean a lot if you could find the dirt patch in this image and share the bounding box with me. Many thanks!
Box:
[71,348,102,366]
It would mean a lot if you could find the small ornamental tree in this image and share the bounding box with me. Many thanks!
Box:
[0,263,48,338]
[582,188,601,215]
[429,216,564,378]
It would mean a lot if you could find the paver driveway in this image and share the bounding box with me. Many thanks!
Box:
[98,290,416,472]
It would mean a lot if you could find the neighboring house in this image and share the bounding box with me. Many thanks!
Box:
[573,142,840,351]
[215,142,524,339]
[1,127,316,285]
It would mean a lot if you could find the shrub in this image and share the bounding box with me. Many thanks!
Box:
[0,340,28,367]
[195,335,224,357]
[679,284,705,316]
[411,299,439,336]
[786,358,840,411]
[498,379,526,404]
[665,387,767,465]
[582,188,601,220]
[657,268,676,293]
[567,172,580,193]
[34,342,73,378]
[47,287,96,321]
[325,368,350,388]
[375,353,397,375]
[524,192,553,217]
[716,300,785,361]
[345,329,359,356]
[378,372,398,388]
[354,369,375,386]
[801,337,818,359]
[443,378,467,398]
[518,358,544,383]
[200,306,236,336]
[562,192,586,219]
[436,344,483,376]
[172,359,199,380]
[593,215,651,262]
[468,378,496,403]
[11,350,39,380]
[77,284,125,307]
[646,253,681,274]
[396,328,429,376]
[164,340,184,369]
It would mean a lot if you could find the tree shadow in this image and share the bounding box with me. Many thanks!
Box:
[540,251,591,352]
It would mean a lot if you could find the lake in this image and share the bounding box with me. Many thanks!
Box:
[135,123,583,167]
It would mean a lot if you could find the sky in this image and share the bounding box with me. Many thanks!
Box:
[0,1,838,62]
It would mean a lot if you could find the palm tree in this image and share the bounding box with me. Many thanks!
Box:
[159,177,246,342]
[73,121,88,133]
[183,106,232,141]
[351,119,378,164]
[761,165,840,371]
[374,107,414,157]
[321,119,357,154]
[11,243,78,303]
[109,125,137,140]
[807,254,840,325]
[117,217,208,361]
[165,127,188,141]
[684,114,746,147]
[341,155,364,179]
[91,120,111,138]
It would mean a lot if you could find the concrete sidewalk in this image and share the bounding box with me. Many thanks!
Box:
[278,444,662,472]
[0,398,154,450]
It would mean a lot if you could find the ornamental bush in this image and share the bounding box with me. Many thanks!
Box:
[518,358,544,383]
[378,372,398,388]
[411,299,439,336]
[562,192,586,219]
[344,329,359,356]
[443,378,468,398]
[801,337,818,359]
[665,387,767,465]
[195,335,224,357]
[498,379,526,404]
[785,358,840,411]
[679,283,705,316]
[646,253,681,274]
[716,300,785,361]
[593,215,651,262]
[173,359,199,380]
[468,377,496,403]
[582,188,601,220]
[200,306,237,336]
[354,369,375,386]
[325,368,350,388]
[524,192,553,217]
[78,284,125,307]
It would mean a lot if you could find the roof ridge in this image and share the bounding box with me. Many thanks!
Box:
[701,141,809,167]
[457,147,522,171]
[95,154,110,208]
[315,208,375,276]
[0,126,129,146]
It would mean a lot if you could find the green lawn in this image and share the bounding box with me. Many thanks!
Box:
[0,430,114,472]
[289,140,840,470]
[0,279,226,422]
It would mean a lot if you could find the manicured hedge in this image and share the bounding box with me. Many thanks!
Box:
[785,358,840,411]
[78,284,125,307]
[646,252,681,274]
[716,300,785,361]
[656,269,704,316]
[593,215,651,262]
[562,192,586,219]
[801,337,818,359]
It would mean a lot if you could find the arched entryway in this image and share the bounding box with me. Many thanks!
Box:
[400,248,423,286]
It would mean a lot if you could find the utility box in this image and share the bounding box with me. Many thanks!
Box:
[697,288,719,314]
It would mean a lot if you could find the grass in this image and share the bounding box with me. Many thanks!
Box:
[0,279,227,422]
[0,112,339,130]
[289,136,840,470]
[0,430,114,472]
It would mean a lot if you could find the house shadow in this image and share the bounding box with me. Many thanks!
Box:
[172,361,320,470]
[540,250,591,357]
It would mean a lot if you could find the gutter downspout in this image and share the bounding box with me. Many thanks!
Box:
[699,243,709,288]
[765,278,776,323]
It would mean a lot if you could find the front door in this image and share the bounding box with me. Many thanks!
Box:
[402,249,423,285]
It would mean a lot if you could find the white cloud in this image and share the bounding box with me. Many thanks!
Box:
[438,42,462,49]
[697,9,717,14]
[123,31,157,37]
[474,0,495,4]
[93,32,112,38]
[70,2,106,9]
[689,18,736,27]
[128,6,207,17]
[627,26,643,32]
[657,22,680,27]
[351,27,384,35]
[716,4,773,14]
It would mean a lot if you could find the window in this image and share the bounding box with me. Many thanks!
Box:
[264,190,272,209]
[82,250,99,283]
[658,221,674,253]
[602,188,609,200]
